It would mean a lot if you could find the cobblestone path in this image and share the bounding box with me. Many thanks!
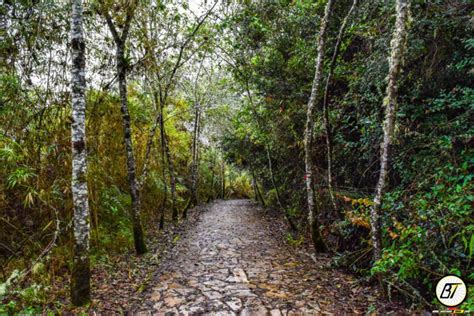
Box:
[137,200,393,315]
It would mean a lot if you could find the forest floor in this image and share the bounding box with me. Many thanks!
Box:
[122,199,407,315]
[63,199,409,314]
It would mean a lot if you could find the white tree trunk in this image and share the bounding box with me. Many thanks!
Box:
[0,0,7,67]
[370,0,409,262]
[70,0,91,306]
[303,0,334,253]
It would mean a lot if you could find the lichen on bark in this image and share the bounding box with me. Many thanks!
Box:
[370,0,410,262]
[70,0,91,306]
[303,0,334,253]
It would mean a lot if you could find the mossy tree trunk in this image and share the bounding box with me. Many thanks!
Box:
[370,0,409,262]
[303,0,334,253]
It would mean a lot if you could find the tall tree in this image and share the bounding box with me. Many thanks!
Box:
[190,103,201,207]
[140,2,217,222]
[161,100,179,221]
[322,0,358,209]
[187,57,207,215]
[70,0,91,306]
[104,5,147,254]
[370,0,410,262]
[303,0,334,253]
[0,0,7,68]
[216,45,298,231]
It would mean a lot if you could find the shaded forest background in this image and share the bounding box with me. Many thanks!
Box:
[0,0,473,313]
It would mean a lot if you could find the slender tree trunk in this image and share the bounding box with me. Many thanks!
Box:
[143,87,172,226]
[243,81,294,228]
[266,146,282,208]
[139,6,215,193]
[266,146,297,231]
[250,166,265,207]
[165,139,178,222]
[304,0,334,253]
[159,166,167,230]
[221,159,225,199]
[116,44,147,254]
[371,0,409,262]
[160,101,178,221]
[208,154,216,202]
[105,11,147,255]
[139,90,161,188]
[322,0,358,210]
[184,104,201,219]
[0,1,8,68]
[70,0,90,306]
[159,112,167,230]
[251,176,258,201]
[190,104,200,207]
[195,110,202,199]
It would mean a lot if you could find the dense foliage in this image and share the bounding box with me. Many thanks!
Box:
[220,0,473,308]
[0,1,252,312]
[0,0,472,312]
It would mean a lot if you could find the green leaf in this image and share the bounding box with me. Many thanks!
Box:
[469,234,474,259]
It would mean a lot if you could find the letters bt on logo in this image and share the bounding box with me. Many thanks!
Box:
[436,275,467,307]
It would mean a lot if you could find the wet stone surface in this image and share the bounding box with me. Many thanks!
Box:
[135,200,396,315]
